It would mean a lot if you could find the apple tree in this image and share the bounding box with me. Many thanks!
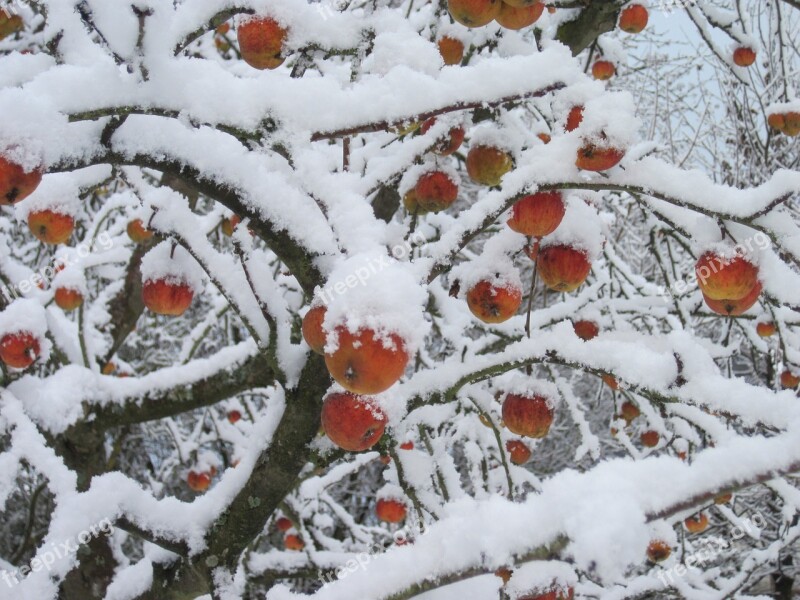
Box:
[0,0,798,599]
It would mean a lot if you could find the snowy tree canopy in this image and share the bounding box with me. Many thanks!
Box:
[0,0,798,599]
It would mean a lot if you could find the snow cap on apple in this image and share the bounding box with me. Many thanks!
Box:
[538,196,604,261]
[318,250,429,356]
[0,298,51,366]
[505,561,577,600]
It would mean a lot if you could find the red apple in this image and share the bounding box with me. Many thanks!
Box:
[54,287,83,311]
[0,155,42,205]
[506,439,532,465]
[695,252,759,301]
[565,106,584,132]
[0,331,40,369]
[502,393,554,438]
[415,170,458,213]
[187,470,211,492]
[619,401,640,424]
[536,245,591,292]
[399,441,414,450]
[127,219,153,243]
[0,12,23,41]
[602,374,619,390]
[507,191,565,237]
[756,322,776,337]
[619,4,648,33]
[684,513,709,534]
[227,410,242,424]
[640,430,659,448]
[572,319,599,340]
[576,143,624,171]
[592,60,616,80]
[466,279,522,323]
[733,47,756,67]
[466,145,513,186]
[324,327,409,394]
[438,36,464,65]
[447,0,501,27]
[27,210,74,245]
[142,278,194,316]
[537,133,551,144]
[321,392,387,451]
[702,281,762,316]
[494,567,513,584]
[714,491,733,504]
[237,16,288,70]
[646,539,671,562]
[284,534,304,551]
[276,516,293,532]
[495,1,543,30]
[302,305,327,354]
[420,118,466,156]
[781,370,800,389]
[376,498,407,523]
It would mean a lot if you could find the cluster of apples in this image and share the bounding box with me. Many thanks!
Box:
[694,251,760,317]
[302,306,410,451]
[447,0,546,31]
[768,111,800,137]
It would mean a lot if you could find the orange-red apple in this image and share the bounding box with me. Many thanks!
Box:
[684,513,709,534]
[519,586,574,600]
[276,516,293,531]
[0,331,40,369]
[715,491,733,504]
[620,401,640,424]
[325,327,409,394]
[227,410,242,423]
[702,281,762,316]
[54,287,83,311]
[565,105,584,132]
[0,12,23,41]
[781,370,800,389]
[284,534,304,550]
[602,374,619,390]
[502,393,554,438]
[572,319,599,340]
[646,539,671,562]
[0,156,41,205]
[536,245,591,292]
[466,279,522,323]
[376,498,407,523]
[756,321,776,337]
[495,1,543,29]
[619,4,648,33]
[187,470,212,492]
[592,60,616,80]
[127,219,153,243]
[321,392,387,451]
[142,278,194,316]
[733,47,756,67]
[507,191,565,237]
[28,210,73,245]
[438,36,464,65]
[448,0,501,27]
[399,441,414,450]
[221,214,241,236]
[237,16,288,69]
[466,145,513,186]
[420,118,465,156]
[695,252,758,301]
[537,133,551,144]
[640,430,659,447]
[576,143,624,171]
[415,170,458,213]
[302,305,327,354]
[506,439,532,464]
